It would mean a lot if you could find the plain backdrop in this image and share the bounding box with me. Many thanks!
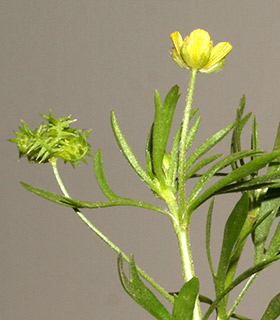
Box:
[1,1,280,319]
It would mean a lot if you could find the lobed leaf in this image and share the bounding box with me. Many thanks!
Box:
[118,254,172,320]
[172,277,199,320]
[260,293,280,320]
[20,182,167,215]
[94,149,119,200]
[152,85,180,184]
[111,111,159,189]
[215,194,249,292]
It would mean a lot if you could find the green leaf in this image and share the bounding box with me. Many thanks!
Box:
[206,198,216,277]
[216,194,249,291]
[215,171,280,194]
[166,124,182,190]
[188,151,280,213]
[203,255,280,320]
[94,149,119,200]
[251,115,260,162]
[231,314,253,320]
[172,277,199,320]
[111,111,159,192]
[231,95,251,170]
[187,150,262,205]
[184,153,222,181]
[20,182,74,206]
[152,85,180,184]
[184,121,236,174]
[20,182,168,215]
[184,116,201,160]
[231,209,274,258]
[261,293,280,320]
[265,218,280,259]
[145,123,155,180]
[254,197,280,263]
[253,124,280,262]
[273,122,280,148]
[118,254,172,320]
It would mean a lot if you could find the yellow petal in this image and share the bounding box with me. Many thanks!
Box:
[200,59,225,74]
[202,42,232,70]
[181,29,212,69]
[171,48,189,69]
[170,31,183,55]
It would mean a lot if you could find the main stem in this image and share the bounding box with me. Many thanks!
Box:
[176,69,201,320]
[49,157,174,304]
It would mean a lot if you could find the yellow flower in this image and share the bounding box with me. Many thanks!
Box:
[170,29,232,73]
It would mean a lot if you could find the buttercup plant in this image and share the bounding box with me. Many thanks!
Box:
[10,28,280,320]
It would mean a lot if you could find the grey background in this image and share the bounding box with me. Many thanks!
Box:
[1,1,280,319]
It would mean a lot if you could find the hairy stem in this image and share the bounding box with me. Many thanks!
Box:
[178,69,198,217]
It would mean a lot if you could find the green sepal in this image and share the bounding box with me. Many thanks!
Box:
[118,254,172,320]
[110,111,159,193]
[20,182,167,215]
[203,255,280,320]
[152,85,180,184]
[216,193,249,291]
[260,293,280,320]
[172,277,199,320]
[188,151,280,213]
[184,121,236,174]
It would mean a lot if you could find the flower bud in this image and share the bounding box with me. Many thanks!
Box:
[9,110,92,167]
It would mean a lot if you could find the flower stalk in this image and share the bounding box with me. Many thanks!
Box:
[178,69,198,217]
[49,157,174,304]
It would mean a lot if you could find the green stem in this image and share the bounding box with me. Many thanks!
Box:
[175,69,201,320]
[174,223,201,320]
[49,158,174,304]
[178,69,198,217]
[175,224,195,281]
